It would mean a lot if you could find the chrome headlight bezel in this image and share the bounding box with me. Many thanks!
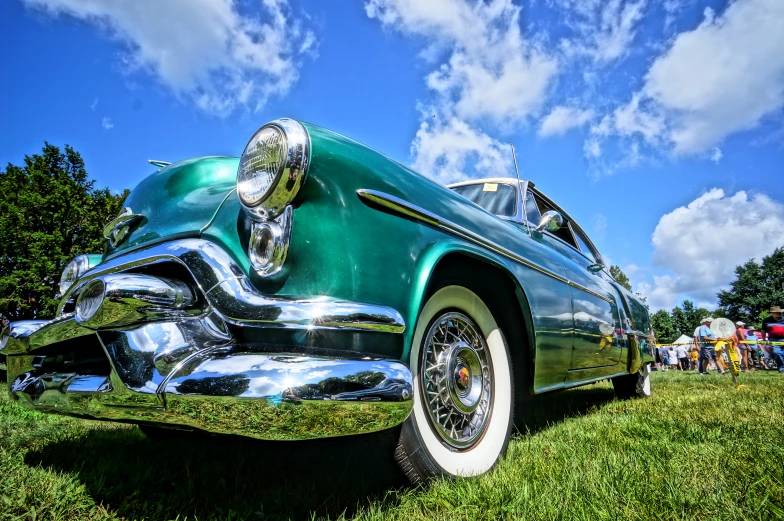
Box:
[237,118,310,221]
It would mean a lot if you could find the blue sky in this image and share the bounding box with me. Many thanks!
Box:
[1,0,783,312]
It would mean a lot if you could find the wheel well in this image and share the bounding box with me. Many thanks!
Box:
[425,252,533,401]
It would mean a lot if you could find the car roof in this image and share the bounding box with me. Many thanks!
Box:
[446,177,526,188]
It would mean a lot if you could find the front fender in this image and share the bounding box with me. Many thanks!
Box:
[405,239,536,363]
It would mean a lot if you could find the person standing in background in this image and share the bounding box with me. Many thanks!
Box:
[735,321,750,372]
[658,345,671,371]
[668,347,679,370]
[675,343,690,371]
[762,306,783,342]
[690,345,699,370]
[697,317,724,375]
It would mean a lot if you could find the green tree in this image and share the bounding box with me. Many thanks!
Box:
[609,265,632,291]
[717,248,784,327]
[651,309,677,344]
[0,143,129,320]
[662,300,710,339]
[681,300,709,333]
[670,306,688,338]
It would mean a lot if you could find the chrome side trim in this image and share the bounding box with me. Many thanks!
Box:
[356,189,612,303]
[357,189,567,284]
[567,282,612,304]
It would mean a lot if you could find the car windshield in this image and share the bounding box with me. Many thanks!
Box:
[450,182,517,217]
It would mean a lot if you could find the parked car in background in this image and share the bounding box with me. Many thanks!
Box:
[0,118,653,482]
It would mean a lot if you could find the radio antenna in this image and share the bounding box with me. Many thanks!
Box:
[510,143,521,186]
[510,143,531,235]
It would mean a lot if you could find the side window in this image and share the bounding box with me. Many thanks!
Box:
[524,191,541,227]
[533,194,579,249]
[572,226,598,263]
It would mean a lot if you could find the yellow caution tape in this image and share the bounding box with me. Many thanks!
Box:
[717,340,741,376]
[654,340,784,347]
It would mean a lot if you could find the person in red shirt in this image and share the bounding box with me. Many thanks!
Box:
[762,306,783,341]
[762,306,784,372]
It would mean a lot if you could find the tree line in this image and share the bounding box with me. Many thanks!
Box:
[649,248,784,344]
[0,143,129,320]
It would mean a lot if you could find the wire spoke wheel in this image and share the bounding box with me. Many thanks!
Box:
[421,312,493,449]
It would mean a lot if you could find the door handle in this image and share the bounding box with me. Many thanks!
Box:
[587,263,603,273]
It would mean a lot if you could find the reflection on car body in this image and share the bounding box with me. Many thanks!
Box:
[1,119,653,482]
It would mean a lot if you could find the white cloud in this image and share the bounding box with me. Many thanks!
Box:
[24,0,315,116]
[367,0,558,126]
[538,106,595,137]
[583,137,602,159]
[366,0,557,181]
[642,188,784,310]
[592,213,607,235]
[623,263,644,276]
[710,147,722,164]
[90,98,98,111]
[410,115,513,184]
[590,0,784,158]
[101,116,113,130]
[556,0,648,64]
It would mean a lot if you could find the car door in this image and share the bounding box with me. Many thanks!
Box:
[527,190,624,370]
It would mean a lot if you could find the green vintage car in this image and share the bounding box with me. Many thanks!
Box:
[0,118,653,482]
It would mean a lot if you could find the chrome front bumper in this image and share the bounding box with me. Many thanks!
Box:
[0,239,412,440]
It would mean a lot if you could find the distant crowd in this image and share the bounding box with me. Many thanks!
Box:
[655,306,784,374]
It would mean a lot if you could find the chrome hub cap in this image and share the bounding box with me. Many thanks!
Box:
[421,312,493,449]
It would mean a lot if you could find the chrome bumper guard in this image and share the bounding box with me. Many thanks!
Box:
[1,239,412,440]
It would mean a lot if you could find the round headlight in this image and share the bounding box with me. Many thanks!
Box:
[59,255,90,295]
[237,126,287,208]
[237,118,310,220]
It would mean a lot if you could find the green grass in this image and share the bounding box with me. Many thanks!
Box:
[1,371,782,520]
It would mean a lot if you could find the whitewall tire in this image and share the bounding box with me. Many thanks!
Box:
[395,285,514,482]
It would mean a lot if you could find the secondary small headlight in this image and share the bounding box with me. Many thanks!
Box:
[75,278,105,323]
[59,255,91,295]
[237,118,310,220]
[248,206,292,277]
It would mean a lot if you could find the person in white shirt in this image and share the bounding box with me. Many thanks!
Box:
[675,344,690,370]
[668,347,678,370]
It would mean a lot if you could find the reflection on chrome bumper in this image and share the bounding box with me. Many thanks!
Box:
[0,238,412,440]
[5,331,412,440]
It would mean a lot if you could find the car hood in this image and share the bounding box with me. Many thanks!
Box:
[104,156,239,258]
